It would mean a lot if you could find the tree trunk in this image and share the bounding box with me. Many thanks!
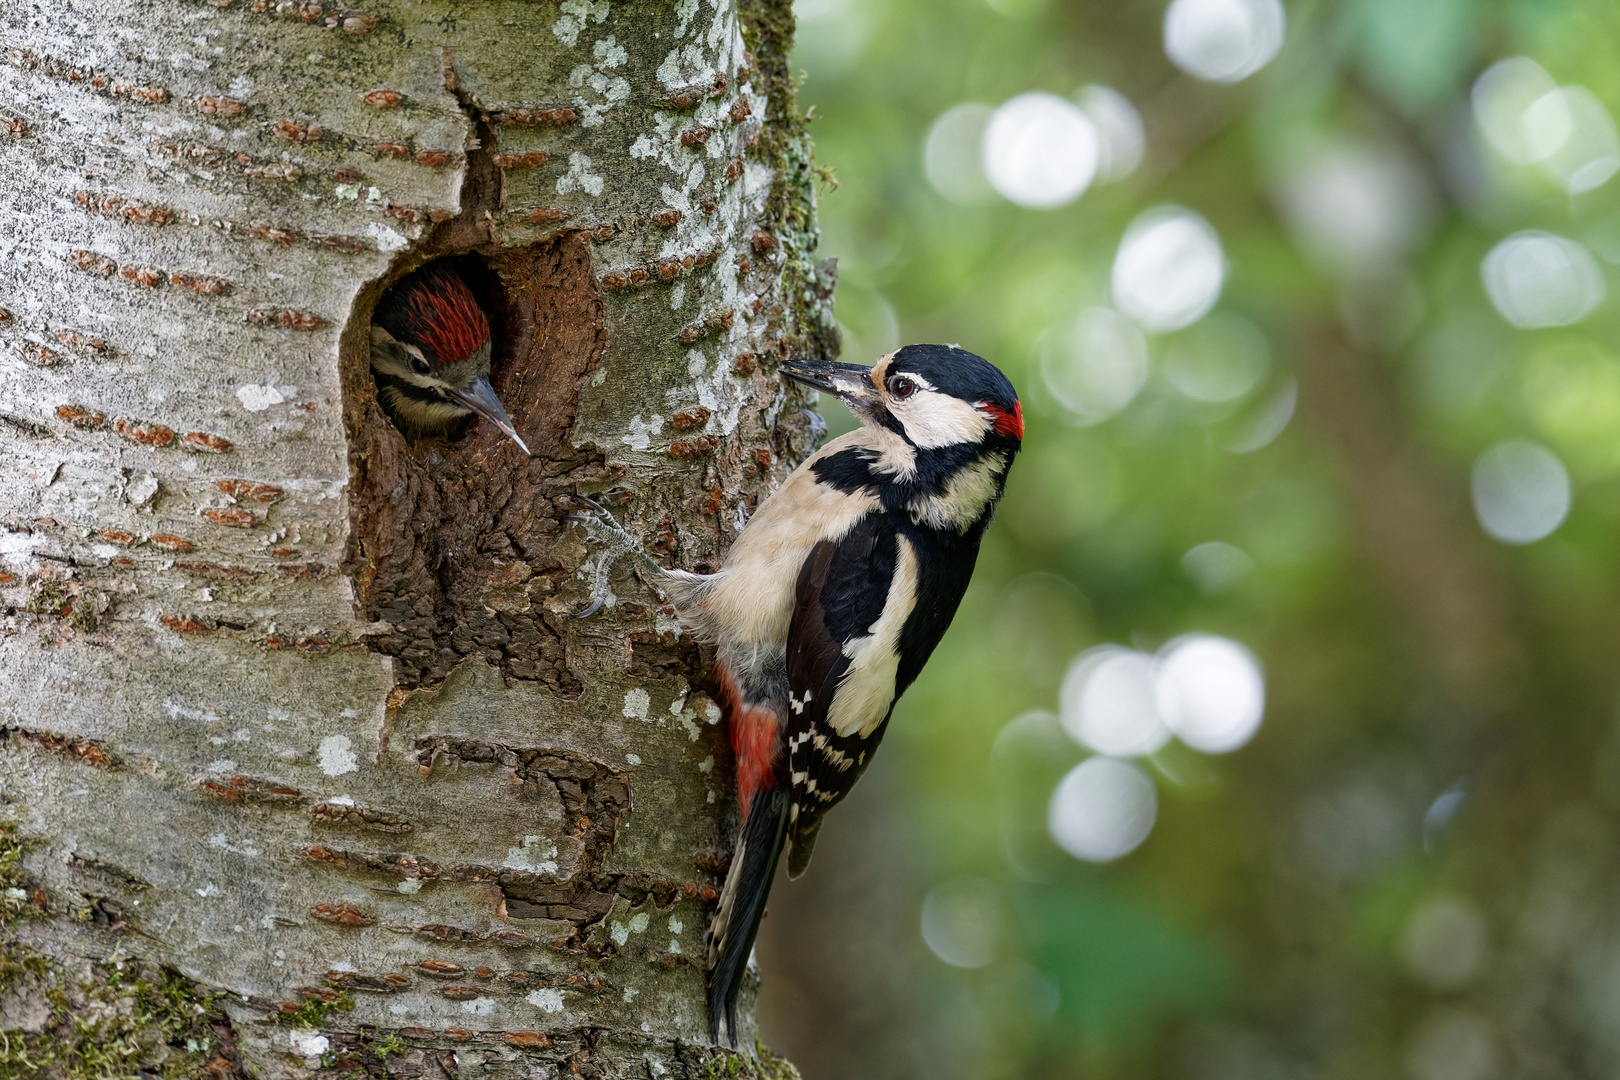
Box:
[0,1,833,1076]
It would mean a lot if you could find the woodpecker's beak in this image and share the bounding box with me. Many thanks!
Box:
[450,375,531,456]
[782,359,880,404]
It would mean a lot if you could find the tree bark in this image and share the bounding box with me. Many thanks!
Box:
[0,1,833,1076]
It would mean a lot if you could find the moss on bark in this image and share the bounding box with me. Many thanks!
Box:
[0,945,241,1080]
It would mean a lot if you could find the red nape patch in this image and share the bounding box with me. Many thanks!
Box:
[982,399,1024,440]
[404,270,489,365]
[715,662,780,820]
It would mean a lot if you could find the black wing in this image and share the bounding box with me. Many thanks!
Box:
[893,523,984,696]
[782,514,896,877]
[783,519,986,878]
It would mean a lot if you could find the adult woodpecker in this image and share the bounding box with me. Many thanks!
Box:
[369,264,530,454]
[573,344,1023,1045]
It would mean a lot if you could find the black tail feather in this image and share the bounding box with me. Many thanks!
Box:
[706,787,790,1046]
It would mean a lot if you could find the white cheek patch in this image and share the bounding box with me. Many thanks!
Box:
[370,334,444,391]
[894,390,993,449]
[401,359,442,392]
[376,385,467,427]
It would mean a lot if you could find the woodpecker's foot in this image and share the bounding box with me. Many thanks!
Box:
[567,496,648,619]
[567,496,643,553]
[573,548,613,619]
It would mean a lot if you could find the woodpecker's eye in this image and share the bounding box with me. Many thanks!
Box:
[410,356,432,376]
[888,375,916,400]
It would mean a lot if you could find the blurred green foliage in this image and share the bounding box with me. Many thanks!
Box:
[767,0,1620,1076]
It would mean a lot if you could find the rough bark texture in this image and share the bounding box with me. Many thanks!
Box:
[0,1,834,1076]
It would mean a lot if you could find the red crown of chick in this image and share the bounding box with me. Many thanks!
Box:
[403,269,490,365]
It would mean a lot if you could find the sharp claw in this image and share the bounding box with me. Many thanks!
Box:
[572,548,614,619]
[573,496,628,536]
[569,497,643,556]
[569,492,662,617]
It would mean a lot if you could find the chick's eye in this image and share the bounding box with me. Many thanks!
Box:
[410,357,432,375]
[889,375,916,400]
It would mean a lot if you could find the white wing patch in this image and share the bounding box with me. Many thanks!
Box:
[827,534,920,739]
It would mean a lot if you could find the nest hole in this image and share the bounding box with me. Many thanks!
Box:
[340,233,611,694]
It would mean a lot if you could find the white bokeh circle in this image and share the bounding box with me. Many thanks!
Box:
[1471,439,1571,545]
[919,877,1003,969]
[982,92,1100,209]
[924,103,997,206]
[1059,647,1171,757]
[1155,634,1265,753]
[1112,206,1226,333]
[1040,307,1150,425]
[1163,0,1285,83]
[1048,757,1158,862]
[1076,84,1144,183]
[1481,231,1605,329]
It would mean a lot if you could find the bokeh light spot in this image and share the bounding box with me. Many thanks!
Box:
[1473,58,1620,193]
[1048,757,1158,862]
[919,877,1004,969]
[1059,647,1171,758]
[982,92,1099,209]
[1535,86,1620,194]
[1163,0,1285,83]
[1040,307,1150,425]
[1481,231,1605,329]
[1075,84,1144,183]
[1422,786,1467,855]
[1519,85,1577,163]
[1404,1010,1497,1080]
[1273,141,1433,271]
[990,709,1072,763]
[1181,541,1256,593]
[1400,895,1488,989]
[1112,206,1226,333]
[924,103,997,206]
[1298,779,1408,880]
[1155,634,1265,753]
[1226,379,1298,453]
[1472,57,1560,165]
[1163,313,1270,402]
[1470,438,1570,544]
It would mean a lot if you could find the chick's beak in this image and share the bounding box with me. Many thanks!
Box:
[450,375,531,456]
[782,359,880,404]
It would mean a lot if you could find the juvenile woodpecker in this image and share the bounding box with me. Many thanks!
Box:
[574,344,1023,1045]
[369,265,530,454]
